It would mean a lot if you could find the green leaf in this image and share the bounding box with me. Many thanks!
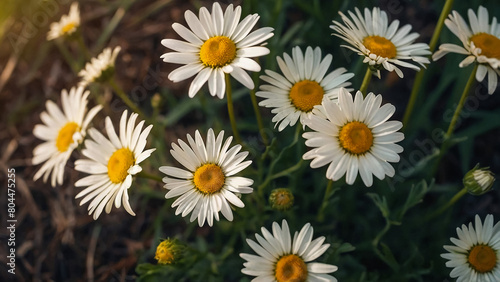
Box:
[397,180,432,220]
[366,193,390,219]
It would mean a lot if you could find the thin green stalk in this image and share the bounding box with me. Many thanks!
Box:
[316,180,334,222]
[431,64,477,176]
[402,0,455,129]
[108,78,148,121]
[137,171,163,183]
[359,66,372,95]
[425,188,467,221]
[225,74,242,144]
[445,64,478,138]
[54,40,79,74]
[250,87,269,146]
[76,31,91,60]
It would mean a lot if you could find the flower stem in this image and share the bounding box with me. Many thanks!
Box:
[137,171,163,183]
[249,87,269,146]
[54,40,79,74]
[445,64,478,138]
[359,66,372,95]
[431,64,477,176]
[316,180,334,222]
[425,188,467,221]
[402,0,455,130]
[225,74,242,144]
[76,31,91,60]
[108,78,148,121]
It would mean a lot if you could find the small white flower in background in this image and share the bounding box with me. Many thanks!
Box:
[331,7,431,78]
[257,46,354,131]
[160,2,274,99]
[78,46,121,87]
[240,219,338,282]
[47,2,80,40]
[32,86,102,187]
[433,6,500,94]
[464,165,495,195]
[74,110,155,220]
[442,214,500,281]
[302,88,404,187]
[159,128,253,227]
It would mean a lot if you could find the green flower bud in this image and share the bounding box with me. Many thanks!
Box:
[269,188,294,211]
[154,238,183,265]
[464,165,495,195]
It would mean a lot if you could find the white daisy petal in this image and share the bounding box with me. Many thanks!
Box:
[240,220,338,281]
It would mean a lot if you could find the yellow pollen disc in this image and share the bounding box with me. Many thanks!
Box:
[199,36,237,68]
[107,148,135,184]
[363,35,397,58]
[470,33,500,59]
[289,80,324,112]
[193,164,225,194]
[56,122,80,152]
[468,244,497,273]
[275,254,308,282]
[339,121,373,154]
[62,22,76,34]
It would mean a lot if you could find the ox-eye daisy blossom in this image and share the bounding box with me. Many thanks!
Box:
[433,6,500,94]
[302,88,404,187]
[159,129,253,227]
[330,7,430,78]
[442,214,500,281]
[79,46,121,87]
[257,46,354,131]
[240,219,338,282]
[160,2,274,98]
[47,2,80,40]
[32,86,101,187]
[74,110,155,220]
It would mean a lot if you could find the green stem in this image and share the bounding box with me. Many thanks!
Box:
[137,171,163,183]
[425,188,467,221]
[445,64,478,138]
[359,66,372,95]
[316,180,334,222]
[402,0,455,129]
[225,74,242,144]
[54,40,79,74]
[431,64,477,176]
[108,78,148,121]
[76,31,91,60]
[249,87,269,146]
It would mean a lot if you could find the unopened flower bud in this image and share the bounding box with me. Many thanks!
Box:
[269,188,294,211]
[154,238,183,265]
[464,165,495,195]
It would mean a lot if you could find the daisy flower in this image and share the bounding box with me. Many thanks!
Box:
[257,46,354,131]
[302,88,404,187]
[330,7,431,78]
[160,2,274,98]
[240,219,338,282]
[32,86,101,187]
[442,214,500,281]
[78,46,121,87]
[47,2,80,40]
[432,6,500,94]
[74,110,155,220]
[159,128,253,227]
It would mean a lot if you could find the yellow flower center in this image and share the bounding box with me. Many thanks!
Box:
[193,164,225,194]
[363,35,397,58]
[468,244,497,273]
[269,188,294,211]
[56,122,79,152]
[275,254,308,282]
[339,121,373,154]
[470,33,500,59]
[199,36,237,68]
[289,80,324,112]
[107,148,135,184]
[62,22,76,34]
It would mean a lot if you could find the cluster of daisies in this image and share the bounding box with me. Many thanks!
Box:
[33,2,500,281]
